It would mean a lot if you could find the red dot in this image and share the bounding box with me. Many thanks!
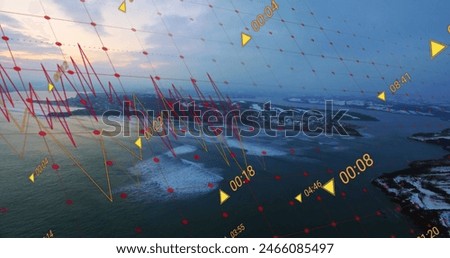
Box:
[304,228,310,234]
[38,131,47,137]
[289,148,295,154]
[207,182,214,188]
[2,36,9,41]
[154,76,160,80]
[102,47,108,51]
[261,150,267,155]
[143,51,148,55]
[93,130,101,135]
[55,41,62,46]
[375,210,382,216]
[167,187,174,193]
[316,195,322,201]
[44,15,51,20]
[354,215,361,222]
[131,28,136,32]
[214,128,222,135]
[340,191,347,198]
[25,98,32,103]
[230,152,236,158]
[90,22,96,26]
[331,221,337,227]
[362,187,368,193]
[114,73,120,78]
[395,206,402,212]
[194,154,200,160]
[288,200,295,206]
[13,66,21,72]
[181,219,189,225]
[120,193,128,199]
[222,212,229,219]
[303,171,309,177]
[67,70,74,75]
[106,160,113,167]
[80,99,87,105]
[327,168,333,174]
[274,175,281,181]
[66,199,73,205]
[153,157,160,163]
[135,227,142,233]
[257,206,264,213]
[243,178,250,184]
[52,164,60,170]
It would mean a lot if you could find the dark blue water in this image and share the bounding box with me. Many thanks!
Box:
[0,108,448,238]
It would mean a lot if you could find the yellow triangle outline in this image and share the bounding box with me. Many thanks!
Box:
[29,173,35,183]
[135,137,142,149]
[321,178,335,196]
[241,32,252,47]
[219,189,230,205]
[430,40,447,59]
[295,193,302,203]
[377,91,386,102]
[118,1,126,13]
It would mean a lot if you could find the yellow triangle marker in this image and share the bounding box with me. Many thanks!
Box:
[219,189,230,205]
[295,193,302,203]
[430,40,447,59]
[48,83,54,92]
[118,1,126,13]
[377,91,386,102]
[241,33,252,47]
[135,138,142,149]
[321,178,335,196]
[29,173,35,183]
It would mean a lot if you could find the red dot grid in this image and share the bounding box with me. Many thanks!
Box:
[0,1,442,238]
[0,0,439,101]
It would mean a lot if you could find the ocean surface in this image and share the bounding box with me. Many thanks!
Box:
[0,102,448,237]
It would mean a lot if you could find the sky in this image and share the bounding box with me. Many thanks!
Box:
[0,0,448,102]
